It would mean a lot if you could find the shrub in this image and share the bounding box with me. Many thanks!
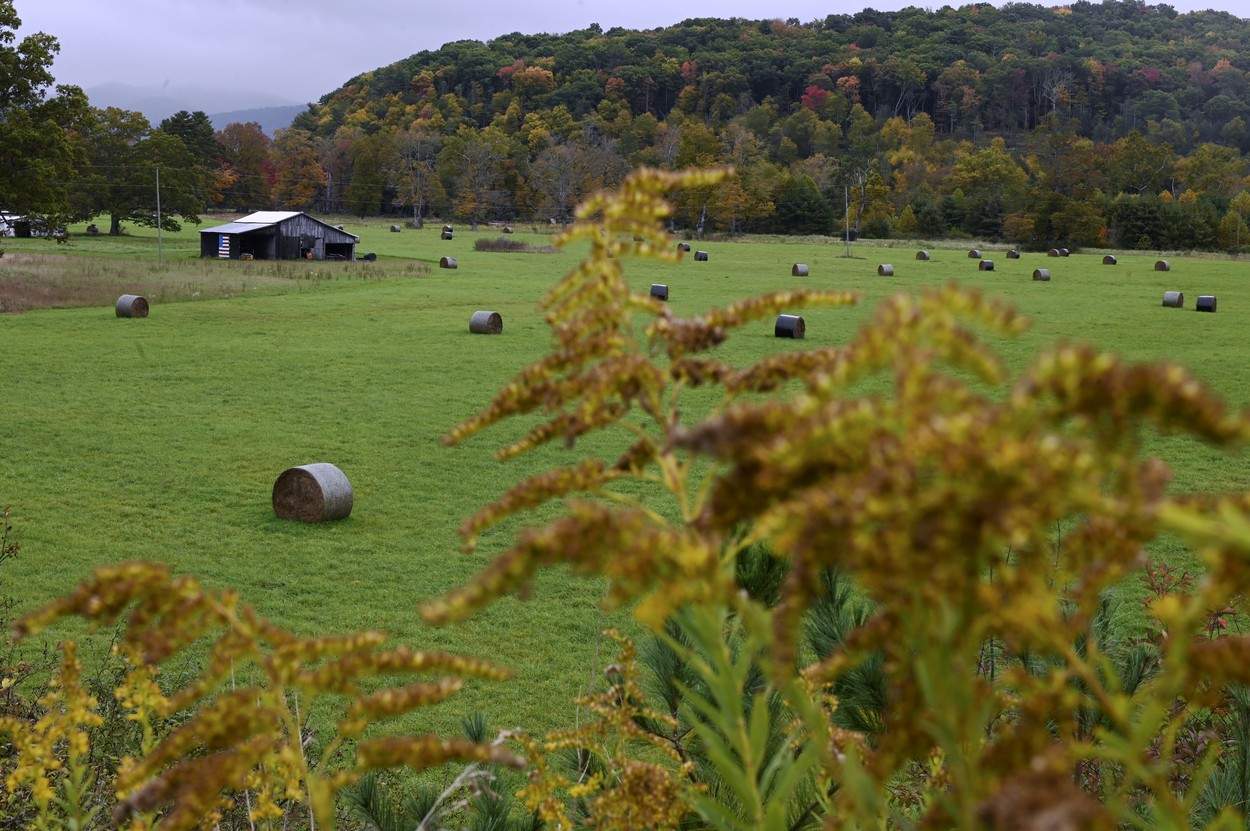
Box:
[473,237,554,253]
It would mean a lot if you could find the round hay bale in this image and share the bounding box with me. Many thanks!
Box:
[362,252,377,262]
[792,263,809,276]
[1007,249,1021,259]
[390,224,402,233]
[1103,255,1117,265]
[1048,249,1061,257]
[677,242,692,252]
[694,250,709,262]
[775,314,805,339]
[650,283,669,301]
[1162,290,1184,308]
[1060,248,1071,257]
[1155,260,1171,272]
[979,259,995,271]
[503,226,514,234]
[273,463,353,523]
[1197,295,1218,313]
[968,249,982,258]
[240,253,254,261]
[878,264,894,276]
[442,224,454,233]
[115,294,149,318]
[469,310,503,334]
[916,250,930,261]
[441,230,454,240]
[440,256,458,269]
[1032,268,1051,281]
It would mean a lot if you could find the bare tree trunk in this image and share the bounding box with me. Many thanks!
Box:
[109,214,122,236]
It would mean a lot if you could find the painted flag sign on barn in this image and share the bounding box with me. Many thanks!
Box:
[217,234,230,258]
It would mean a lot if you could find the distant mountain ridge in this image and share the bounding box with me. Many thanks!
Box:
[207,106,306,136]
[86,81,303,131]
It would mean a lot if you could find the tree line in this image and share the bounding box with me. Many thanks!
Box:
[9,1,1250,250]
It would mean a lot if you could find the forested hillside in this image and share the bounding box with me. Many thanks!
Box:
[283,1,1250,248]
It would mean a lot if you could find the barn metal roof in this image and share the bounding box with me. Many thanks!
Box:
[200,221,274,235]
[237,211,301,224]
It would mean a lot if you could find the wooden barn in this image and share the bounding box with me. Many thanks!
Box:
[200,212,358,261]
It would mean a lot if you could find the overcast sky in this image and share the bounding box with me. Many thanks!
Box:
[16,0,1250,106]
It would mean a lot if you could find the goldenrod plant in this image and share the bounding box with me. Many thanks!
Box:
[3,564,520,829]
[426,167,1250,829]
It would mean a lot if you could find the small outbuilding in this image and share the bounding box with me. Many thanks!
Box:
[200,211,358,261]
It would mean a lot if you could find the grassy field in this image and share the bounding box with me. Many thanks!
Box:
[3,216,1250,740]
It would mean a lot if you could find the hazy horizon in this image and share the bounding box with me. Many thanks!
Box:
[17,0,1250,110]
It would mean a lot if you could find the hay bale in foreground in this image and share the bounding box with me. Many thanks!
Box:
[878,264,894,276]
[650,283,669,301]
[968,249,982,258]
[1007,249,1021,259]
[1197,295,1218,313]
[979,260,995,271]
[440,256,458,269]
[1155,260,1171,272]
[916,250,930,261]
[1032,269,1051,281]
[694,250,709,261]
[1103,255,1117,265]
[775,314,805,339]
[469,310,504,334]
[272,463,353,523]
[792,263,809,276]
[115,294,149,318]
[1162,291,1184,308]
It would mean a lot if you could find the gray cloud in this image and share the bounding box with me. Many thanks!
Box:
[17,0,1250,105]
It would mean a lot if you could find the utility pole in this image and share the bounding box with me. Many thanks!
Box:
[156,166,163,265]
[844,185,851,258]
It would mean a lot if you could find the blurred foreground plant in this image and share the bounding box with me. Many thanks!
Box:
[3,564,520,829]
[428,167,1250,829]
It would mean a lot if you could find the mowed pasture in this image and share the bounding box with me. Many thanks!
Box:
[3,219,1250,738]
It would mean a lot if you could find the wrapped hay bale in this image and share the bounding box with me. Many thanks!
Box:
[1048,249,1061,257]
[916,250,930,261]
[1060,248,1071,257]
[694,250,709,261]
[979,260,995,271]
[361,252,377,262]
[440,256,458,269]
[650,283,669,301]
[1032,269,1051,281]
[442,224,454,233]
[469,310,504,334]
[1161,291,1184,308]
[775,314,805,339]
[1103,255,1117,265]
[968,249,982,258]
[390,225,402,233]
[272,463,353,522]
[1007,249,1021,259]
[677,242,692,252]
[115,294,149,318]
[878,264,894,276]
[441,230,454,240]
[792,263,810,276]
[503,226,514,234]
[1197,295,1218,313]
[1155,260,1171,272]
